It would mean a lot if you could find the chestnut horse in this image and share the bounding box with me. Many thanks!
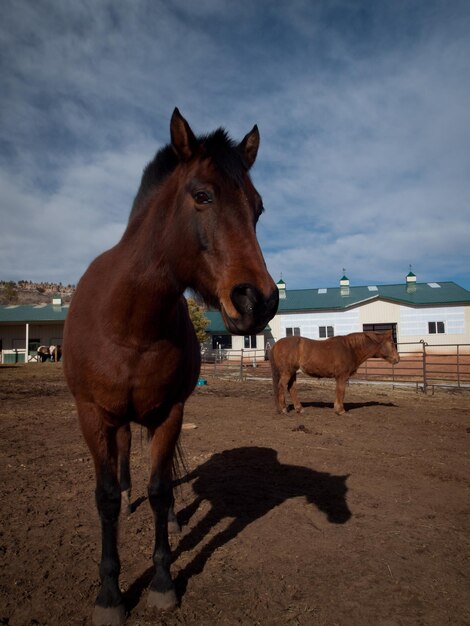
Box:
[271,331,399,415]
[63,109,278,625]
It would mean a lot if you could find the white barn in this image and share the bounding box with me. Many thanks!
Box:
[270,273,470,352]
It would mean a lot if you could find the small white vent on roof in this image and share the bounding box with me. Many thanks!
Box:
[5,305,19,309]
[318,288,327,294]
[368,286,378,291]
[427,282,441,288]
[33,304,47,308]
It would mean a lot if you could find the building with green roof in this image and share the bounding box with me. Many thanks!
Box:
[1,273,470,362]
[270,273,470,352]
[0,299,68,363]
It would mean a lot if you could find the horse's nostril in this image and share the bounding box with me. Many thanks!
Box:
[231,284,259,316]
[230,283,279,319]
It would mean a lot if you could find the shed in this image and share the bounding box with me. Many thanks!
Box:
[0,302,68,363]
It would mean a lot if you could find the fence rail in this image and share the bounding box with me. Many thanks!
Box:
[200,343,470,391]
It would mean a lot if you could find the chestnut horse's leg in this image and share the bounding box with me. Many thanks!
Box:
[278,371,292,414]
[288,373,304,414]
[79,404,125,626]
[334,376,348,415]
[147,402,184,611]
[117,424,132,515]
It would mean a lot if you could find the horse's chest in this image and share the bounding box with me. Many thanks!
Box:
[99,342,199,420]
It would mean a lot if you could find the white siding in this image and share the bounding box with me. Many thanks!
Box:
[278,309,360,341]
[400,306,465,337]
[273,302,470,351]
[359,300,400,324]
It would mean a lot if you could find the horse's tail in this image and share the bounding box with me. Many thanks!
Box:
[270,345,282,413]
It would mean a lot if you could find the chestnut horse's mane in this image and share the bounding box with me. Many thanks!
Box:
[129,128,251,223]
[345,331,384,349]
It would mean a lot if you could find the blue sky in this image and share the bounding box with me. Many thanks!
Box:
[1,0,469,291]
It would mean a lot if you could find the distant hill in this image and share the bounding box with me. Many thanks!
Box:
[0,281,75,305]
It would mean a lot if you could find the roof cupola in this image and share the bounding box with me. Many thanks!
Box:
[277,277,286,300]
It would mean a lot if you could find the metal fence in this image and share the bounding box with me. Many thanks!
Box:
[200,343,470,392]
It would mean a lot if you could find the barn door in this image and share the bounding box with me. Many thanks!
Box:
[363,323,397,345]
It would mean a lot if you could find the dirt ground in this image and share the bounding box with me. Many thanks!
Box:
[0,365,469,626]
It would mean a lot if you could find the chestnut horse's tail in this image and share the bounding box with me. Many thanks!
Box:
[269,346,282,412]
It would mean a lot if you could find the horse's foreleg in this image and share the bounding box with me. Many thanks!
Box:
[288,373,303,414]
[147,403,184,611]
[80,405,125,626]
[334,377,347,415]
[117,424,132,515]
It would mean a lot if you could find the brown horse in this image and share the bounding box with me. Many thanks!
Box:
[63,108,278,626]
[270,331,399,415]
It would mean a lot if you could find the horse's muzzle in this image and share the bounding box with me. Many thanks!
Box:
[222,283,279,334]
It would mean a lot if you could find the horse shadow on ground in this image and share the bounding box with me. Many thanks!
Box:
[125,446,351,610]
[290,400,398,413]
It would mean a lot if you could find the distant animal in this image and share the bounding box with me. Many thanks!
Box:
[51,345,62,362]
[63,108,278,625]
[37,346,51,362]
[37,345,62,362]
[270,331,399,415]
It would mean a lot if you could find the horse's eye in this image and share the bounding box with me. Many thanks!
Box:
[194,191,212,205]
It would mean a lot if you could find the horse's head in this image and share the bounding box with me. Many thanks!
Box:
[374,331,400,364]
[165,108,278,334]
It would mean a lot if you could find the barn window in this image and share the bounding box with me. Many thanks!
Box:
[428,321,445,334]
[28,339,41,352]
[212,334,232,349]
[244,335,257,349]
[319,326,334,338]
[286,327,300,337]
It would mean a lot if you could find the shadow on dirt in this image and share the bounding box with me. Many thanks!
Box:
[289,400,398,413]
[124,446,351,610]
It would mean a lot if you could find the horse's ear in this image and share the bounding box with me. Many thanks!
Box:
[170,108,198,161]
[239,125,260,169]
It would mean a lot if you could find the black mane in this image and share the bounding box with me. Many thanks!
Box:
[129,128,247,222]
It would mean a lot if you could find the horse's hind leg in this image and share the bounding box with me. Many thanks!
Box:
[334,377,347,415]
[79,404,125,626]
[278,371,292,414]
[117,424,132,515]
[288,373,303,414]
[147,402,184,611]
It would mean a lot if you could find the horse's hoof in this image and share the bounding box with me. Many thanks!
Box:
[295,407,304,414]
[281,408,288,415]
[92,604,126,626]
[147,588,178,611]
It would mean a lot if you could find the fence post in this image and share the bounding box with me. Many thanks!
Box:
[240,349,244,381]
[421,340,428,393]
[457,344,461,389]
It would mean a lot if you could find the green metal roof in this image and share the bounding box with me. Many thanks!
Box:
[0,303,271,333]
[278,281,470,312]
[204,310,271,333]
[0,304,69,324]
[2,281,468,326]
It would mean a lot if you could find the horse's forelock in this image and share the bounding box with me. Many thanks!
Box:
[199,128,247,186]
[129,129,248,223]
